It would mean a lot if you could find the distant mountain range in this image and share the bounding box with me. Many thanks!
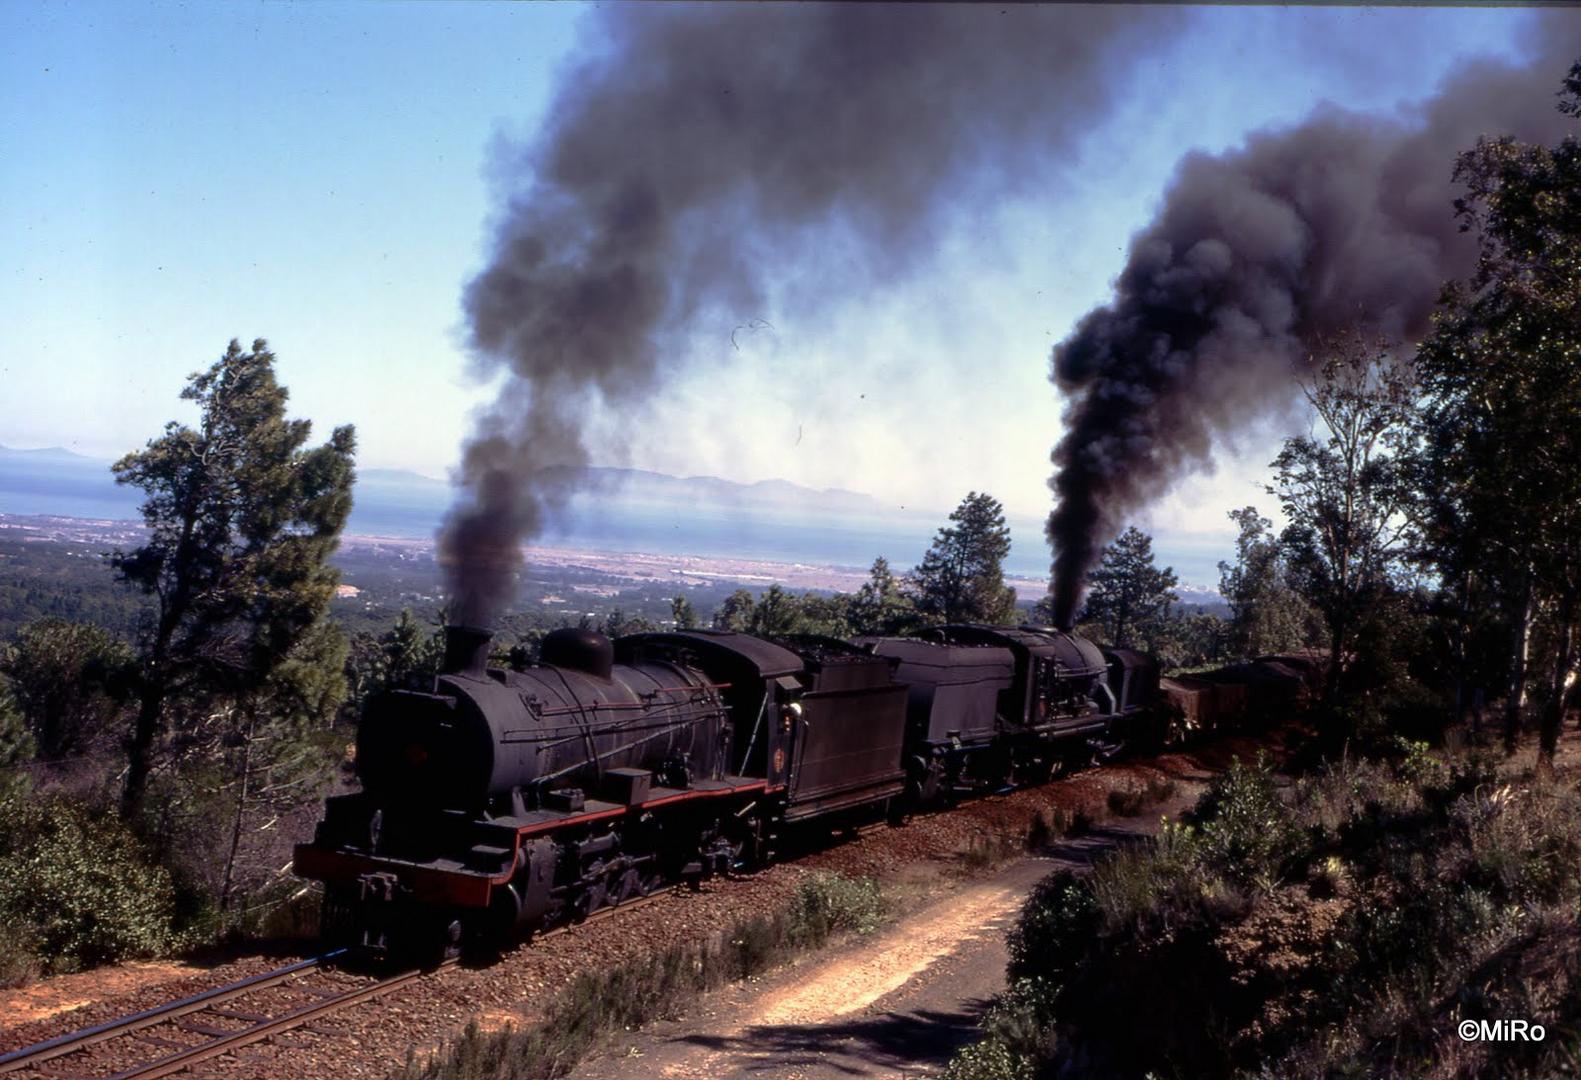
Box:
[0,444,906,527]
[0,444,1226,594]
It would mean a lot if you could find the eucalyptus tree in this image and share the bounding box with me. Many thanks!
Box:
[1217,508,1314,660]
[1269,330,1414,706]
[1413,66,1581,765]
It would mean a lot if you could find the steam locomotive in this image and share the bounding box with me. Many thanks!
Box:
[294,622,1309,960]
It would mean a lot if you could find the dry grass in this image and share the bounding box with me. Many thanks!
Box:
[402,872,888,1080]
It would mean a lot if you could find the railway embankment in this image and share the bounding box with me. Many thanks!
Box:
[0,728,1291,1079]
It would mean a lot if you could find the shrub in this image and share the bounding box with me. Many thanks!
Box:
[1090,821,1245,936]
[1387,735,1449,788]
[1007,871,1099,986]
[1106,776,1178,817]
[787,871,886,941]
[940,1037,1033,1080]
[977,735,1581,1079]
[960,830,1020,871]
[0,794,179,973]
[1289,755,1412,842]
[941,979,1053,1080]
[1193,757,1307,887]
[1025,811,1052,850]
[1105,784,1146,817]
[0,910,41,988]
[1026,806,1089,850]
[1450,780,1581,905]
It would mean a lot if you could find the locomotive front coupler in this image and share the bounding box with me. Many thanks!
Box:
[334,871,462,969]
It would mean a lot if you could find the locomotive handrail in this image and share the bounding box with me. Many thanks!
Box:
[738,692,770,774]
[511,705,722,748]
[531,686,722,719]
[546,664,605,788]
[534,720,724,786]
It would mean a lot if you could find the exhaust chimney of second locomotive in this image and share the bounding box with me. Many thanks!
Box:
[441,624,493,678]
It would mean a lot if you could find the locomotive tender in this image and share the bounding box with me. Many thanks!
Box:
[294,621,1183,959]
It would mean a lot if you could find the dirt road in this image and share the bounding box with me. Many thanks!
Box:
[568,818,1181,1080]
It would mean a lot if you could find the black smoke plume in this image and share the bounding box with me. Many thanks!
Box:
[1046,17,1581,628]
[439,5,1181,628]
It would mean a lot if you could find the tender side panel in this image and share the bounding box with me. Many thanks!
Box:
[784,683,908,822]
[861,638,1013,746]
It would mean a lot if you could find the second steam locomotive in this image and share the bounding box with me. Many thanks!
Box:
[295,621,1306,959]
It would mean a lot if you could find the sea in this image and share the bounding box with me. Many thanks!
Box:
[0,447,1227,588]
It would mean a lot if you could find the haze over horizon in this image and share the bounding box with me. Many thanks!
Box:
[0,442,1233,591]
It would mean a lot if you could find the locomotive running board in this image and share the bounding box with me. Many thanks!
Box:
[293,776,772,909]
[503,776,770,838]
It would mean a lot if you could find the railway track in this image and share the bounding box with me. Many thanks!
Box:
[0,887,681,1079]
[0,949,416,1079]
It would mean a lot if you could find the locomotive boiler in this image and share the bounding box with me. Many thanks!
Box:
[294,625,909,959]
[354,625,733,809]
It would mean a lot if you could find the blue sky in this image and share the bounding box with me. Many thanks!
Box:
[0,3,1553,571]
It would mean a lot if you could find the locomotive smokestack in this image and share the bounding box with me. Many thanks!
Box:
[441,625,493,679]
[1044,15,1581,628]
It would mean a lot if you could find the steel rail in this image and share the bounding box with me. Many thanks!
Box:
[106,962,444,1080]
[4,891,674,1079]
[0,950,344,1075]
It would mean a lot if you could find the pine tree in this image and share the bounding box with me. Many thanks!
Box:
[215,621,347,914]
[0,679,35,803]
[112,339,356,820]
[2,618,134,761]
[670,594,698,629]
[848,557,917,635]
[908,493,1018,625]
[712,589,756,632]
[1080,527,1179,650]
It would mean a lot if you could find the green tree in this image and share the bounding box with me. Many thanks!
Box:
[1217,507,1315,660]
[344,609,443,715]
[215,621,347,915]
[713,588,756,632]
[598,608,655,638]
[378,609,440,687]
[1270,330,1413,706]
[908,492,1017,625]
[847,557,917,635]
[670,594,698,630]
[794,592,853,638]
[1150,608,1231,670]
[1413,70,1581,766]
[1,618,134,761]
[746,585,798,637]
[111,339,356,820]
[1079,527,1179,650]
[0,679,35,803]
